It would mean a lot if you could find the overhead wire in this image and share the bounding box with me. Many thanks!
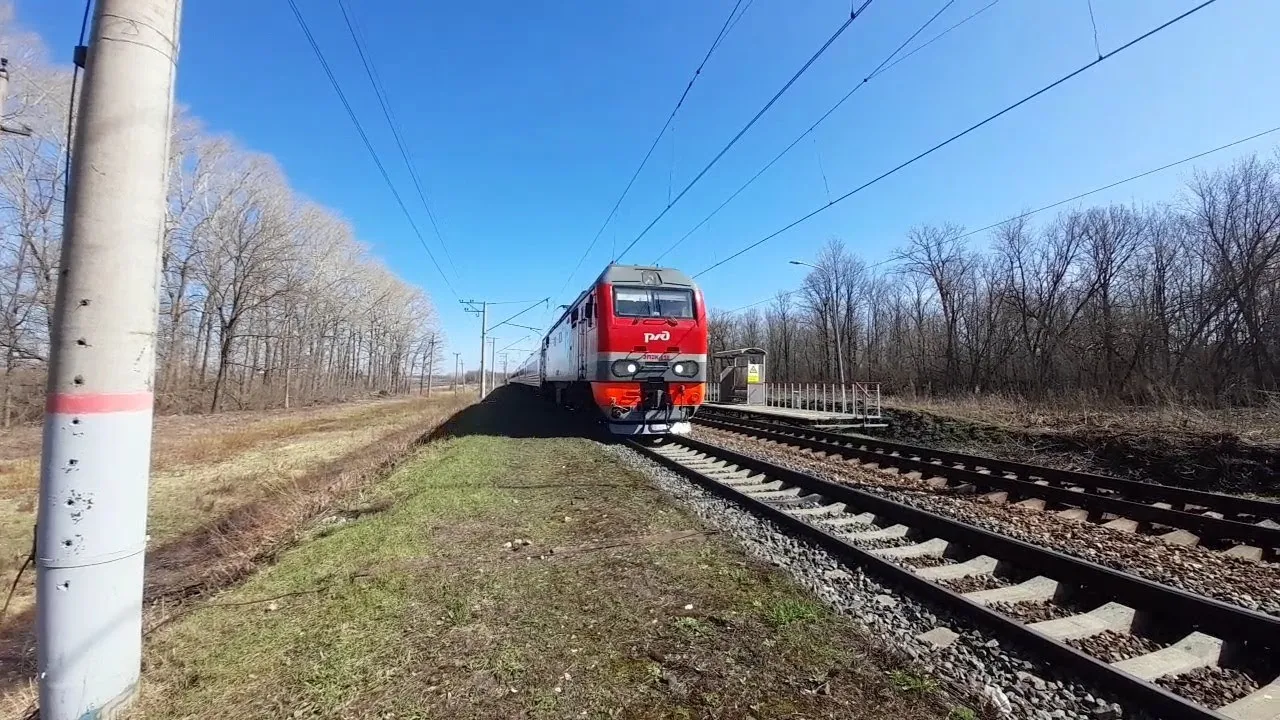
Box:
[284,0,458,299]
[557,0,753,297]
[614,0,875,263]
[873,0,1000,79]
[487,298,550,333]
[1086,0,1103,60]
[956,124,1280,240]
[655,0,982,262]
[61,0,94,209]
[335,0,461,280]
[694,0,1223,279]
[716,124,1280,316]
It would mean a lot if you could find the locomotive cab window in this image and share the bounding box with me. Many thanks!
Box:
[653,289,693,318]
[613,287,694,318]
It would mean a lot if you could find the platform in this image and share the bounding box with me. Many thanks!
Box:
[700,402,888,429]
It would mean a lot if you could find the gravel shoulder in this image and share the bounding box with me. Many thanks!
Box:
[603,443,1131,720]
[120,387,957,720]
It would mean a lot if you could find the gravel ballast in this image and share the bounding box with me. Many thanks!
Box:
[989,601,1080,623]
[603,442,1134,720]
[696,425,1280,617]
[1155,666,1260,709]
[1066,630,1165,664]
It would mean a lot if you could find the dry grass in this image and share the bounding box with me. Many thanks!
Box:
[0,392,473,690]
[122,391,957,719]
[881,394,1280,495]
[886,393,1280,445]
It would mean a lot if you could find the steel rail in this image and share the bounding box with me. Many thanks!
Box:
[695,410,1280,549]
[629,434,1279,720]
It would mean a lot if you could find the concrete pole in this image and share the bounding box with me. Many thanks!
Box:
[0,58,8,125]
[36,2,181,719]
[425,334,435,398]
[478,302,488,398]
[834,319,847,385]
[0,57,34,138]
[488,338,496,395]
[453,352,460,393]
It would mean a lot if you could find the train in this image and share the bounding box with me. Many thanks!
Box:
[515,264,708,435]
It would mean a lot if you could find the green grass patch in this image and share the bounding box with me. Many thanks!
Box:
[132,391,954,719]
[763,597,824,626]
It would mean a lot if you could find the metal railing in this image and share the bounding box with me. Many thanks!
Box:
[706,382,881,418]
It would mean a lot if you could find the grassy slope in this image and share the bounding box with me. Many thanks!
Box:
[134,393,957,719]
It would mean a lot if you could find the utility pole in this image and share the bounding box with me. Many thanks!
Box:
[0,58,34,137]
[424,333,436,398]
[461,298,548,400]
[488,337,497,395]
[453,352,461,394]
[36,2,181,719]
[460,300,489,398]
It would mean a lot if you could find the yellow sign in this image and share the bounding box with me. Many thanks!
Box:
[746,363,762,384]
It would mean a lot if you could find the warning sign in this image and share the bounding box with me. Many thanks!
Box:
[746,363,762,384]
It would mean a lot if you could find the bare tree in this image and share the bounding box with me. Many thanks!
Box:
[704,149,1280,406]
[0,17,446,422]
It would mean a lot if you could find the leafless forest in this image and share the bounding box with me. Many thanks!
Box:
[711,152,1280,406]
[0,15,444,425]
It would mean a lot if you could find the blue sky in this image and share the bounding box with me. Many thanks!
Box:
[17,0,1280,370]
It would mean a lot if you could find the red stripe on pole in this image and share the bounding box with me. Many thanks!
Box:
[46,392,154,414]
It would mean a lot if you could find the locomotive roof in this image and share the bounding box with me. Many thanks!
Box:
[595,264,696,287]
[544,265,697,337]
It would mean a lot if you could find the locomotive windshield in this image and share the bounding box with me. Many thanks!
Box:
[614,287,694,318]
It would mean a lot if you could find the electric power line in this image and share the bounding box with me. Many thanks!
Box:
[716,124,1280,315]
[694,0,1222,279]
[871,0,1001,79]
[284,0,458,298]
[721,254,899,314]
[505,322,545,332]
[557,0,754,298]
[956,124,1280,240]
[488,298,549,333]
[655,0,975,262]
[336,0,461,280]
[613,0,876,263]
[1086,0,1103,59]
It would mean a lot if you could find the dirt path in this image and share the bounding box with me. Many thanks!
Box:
[119,388,958,719]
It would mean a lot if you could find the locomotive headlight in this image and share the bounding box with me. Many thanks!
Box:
[612,360,639,376]
[672,360,698,377]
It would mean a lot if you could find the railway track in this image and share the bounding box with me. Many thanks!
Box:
[628,434,1280,720]
[695,409,1280,558]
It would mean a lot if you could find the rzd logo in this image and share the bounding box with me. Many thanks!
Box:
[643,331,671,343]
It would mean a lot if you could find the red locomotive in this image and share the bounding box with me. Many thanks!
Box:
[538,264,707,435]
